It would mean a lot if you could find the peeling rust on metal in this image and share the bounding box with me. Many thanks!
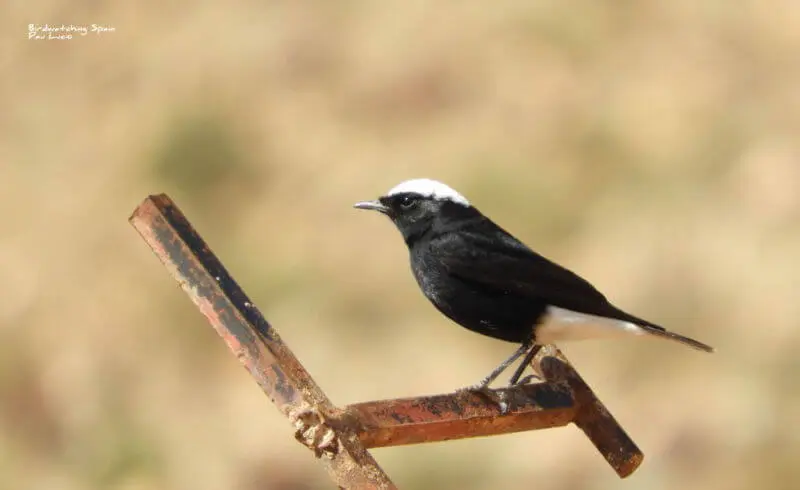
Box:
[347,382,577,449]
[290,406,341,459]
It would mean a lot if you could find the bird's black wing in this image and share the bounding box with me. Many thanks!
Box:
[430,221,719,352]
[432,223,660,328]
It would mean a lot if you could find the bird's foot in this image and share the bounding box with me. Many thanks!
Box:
[456,384,510,414]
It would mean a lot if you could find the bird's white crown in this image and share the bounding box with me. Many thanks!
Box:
[386,178,470,207]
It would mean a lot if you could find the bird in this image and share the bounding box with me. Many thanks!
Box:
[353,178,714,396]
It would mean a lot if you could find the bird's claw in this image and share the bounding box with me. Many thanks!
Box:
[456,384,510,414]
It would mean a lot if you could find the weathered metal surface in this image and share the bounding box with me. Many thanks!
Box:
[530,345,644,478]
[345,347,643,478]
[129,194,397,490]
[348,382,577,448]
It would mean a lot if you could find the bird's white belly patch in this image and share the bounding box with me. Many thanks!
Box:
[536,305,647,344]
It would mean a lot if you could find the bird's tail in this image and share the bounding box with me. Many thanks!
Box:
[639,325,715,353]
[603,304,715,353]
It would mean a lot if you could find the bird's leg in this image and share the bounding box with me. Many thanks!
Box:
[508,344,543,385]
[471,342,532,390]
[456,342,533,413]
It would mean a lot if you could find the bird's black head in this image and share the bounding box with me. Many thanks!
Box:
[354,178,478,246]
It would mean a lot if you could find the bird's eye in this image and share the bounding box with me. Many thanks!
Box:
[399,196,418,209]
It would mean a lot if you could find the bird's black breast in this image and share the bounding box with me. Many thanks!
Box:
[410,236,547,343]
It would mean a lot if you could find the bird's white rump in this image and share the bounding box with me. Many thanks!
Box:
[536,305,648,344]
[386,179,470,207]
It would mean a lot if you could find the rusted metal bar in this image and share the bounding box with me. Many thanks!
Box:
[343,346,642,478]
[529,345,644,478]
[348,381,577,448]
[129,194,397,490]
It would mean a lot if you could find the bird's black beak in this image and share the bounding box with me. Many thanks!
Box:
[353,199,390,215]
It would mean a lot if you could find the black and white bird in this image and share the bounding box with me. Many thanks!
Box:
[354,178,714,392]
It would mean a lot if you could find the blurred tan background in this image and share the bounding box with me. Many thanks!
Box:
[2,1,799,489]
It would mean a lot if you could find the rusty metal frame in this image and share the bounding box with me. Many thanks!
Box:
[129,194,643,489]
